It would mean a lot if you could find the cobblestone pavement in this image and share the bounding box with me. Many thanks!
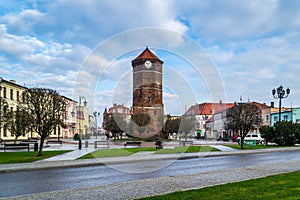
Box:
[3,159,300,200]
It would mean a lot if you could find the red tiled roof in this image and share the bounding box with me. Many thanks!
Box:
[108,104,132,115]
[132,47,162,62]
[185,103,235,115]
[249,101,271,109]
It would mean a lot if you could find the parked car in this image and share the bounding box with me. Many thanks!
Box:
[236,132,264,145]
[245,132,264,144]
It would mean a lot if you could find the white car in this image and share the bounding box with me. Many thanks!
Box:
[236,132,264,144]
[245,132,264,144]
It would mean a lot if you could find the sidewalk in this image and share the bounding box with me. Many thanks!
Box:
[39,141,238,162]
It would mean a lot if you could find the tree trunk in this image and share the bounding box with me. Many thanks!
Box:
[38,137,45,156]
[240,137,244,149]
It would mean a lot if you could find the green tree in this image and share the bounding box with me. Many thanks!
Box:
[3,104,31,143]
[163,115,180,137]
[259,125,274,146]
[273,121,297,146]
[226,103,261,149]
[104,113,128,141]
[23,88,67,156]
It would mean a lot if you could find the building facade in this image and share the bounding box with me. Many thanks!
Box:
[185,102,234,138]
[270,107,300,126]
[0,79,28,140]
[0,77,79,141]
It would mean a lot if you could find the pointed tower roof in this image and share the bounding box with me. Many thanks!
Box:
[132,47,163,63]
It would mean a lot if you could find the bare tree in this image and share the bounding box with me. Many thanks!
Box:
[226,103,261,149]
[3,104,31,143]
[178,115,196,142]
[23,88,67,156]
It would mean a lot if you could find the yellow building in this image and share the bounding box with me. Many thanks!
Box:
[0,78,78,141]
[0,79,28,141]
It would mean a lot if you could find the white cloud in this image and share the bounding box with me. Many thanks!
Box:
[1,0,300,115]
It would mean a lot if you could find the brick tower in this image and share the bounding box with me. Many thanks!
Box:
[132,47,164,138]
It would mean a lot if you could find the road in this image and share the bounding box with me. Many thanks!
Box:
[1,150,300,198]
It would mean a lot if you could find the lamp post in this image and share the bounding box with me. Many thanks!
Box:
[0,77,2,141]
[272,85,290,122]
[93,111,100,139]
[78,96,87,140]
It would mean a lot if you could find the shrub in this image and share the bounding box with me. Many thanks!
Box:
[273,121,297,146]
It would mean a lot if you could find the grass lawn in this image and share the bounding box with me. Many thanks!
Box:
[79,146,219,159]
[80,147,156,159]
[0,150,71,164]
[139,171,300,200]
[155,146,220,154]
[225,144,292,150]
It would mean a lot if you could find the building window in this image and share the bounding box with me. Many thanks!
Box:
[154,110,156,116]
[274,116,278,122]
[17,91,19,101]
[266,114,269,122]
[10,89,13,100]
[283,115,288,121]
[22,92,25,102]
[3,87,6,98]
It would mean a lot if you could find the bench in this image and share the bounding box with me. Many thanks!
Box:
[124,141,141,148]
[46,140,62,145]
[179,140,193,146]
[21,141,39,151]
[4,143,30,152]
[94,140,110,148]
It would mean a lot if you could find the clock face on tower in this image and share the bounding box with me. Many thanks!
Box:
[144,60,152,68]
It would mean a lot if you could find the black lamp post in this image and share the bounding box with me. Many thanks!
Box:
[78,96,87,140]
[93,111,100,139]
[272,85,290,122]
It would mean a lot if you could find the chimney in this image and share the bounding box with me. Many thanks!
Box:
[271,102,274,108]
[9,80,16,84]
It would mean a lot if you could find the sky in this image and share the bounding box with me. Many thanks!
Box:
[1,0,300,124]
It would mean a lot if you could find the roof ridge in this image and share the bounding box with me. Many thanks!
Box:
[132,47,163,62]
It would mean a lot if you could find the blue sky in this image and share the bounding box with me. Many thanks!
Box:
[1,0,300,122]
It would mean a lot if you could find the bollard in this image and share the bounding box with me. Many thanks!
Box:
[79,139,82,150]
[34,142,38,151]
[85,140,88,148]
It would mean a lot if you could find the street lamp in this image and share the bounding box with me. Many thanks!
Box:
[272,85,290,122]
[78,96,87,140]
[93,111,100,139]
